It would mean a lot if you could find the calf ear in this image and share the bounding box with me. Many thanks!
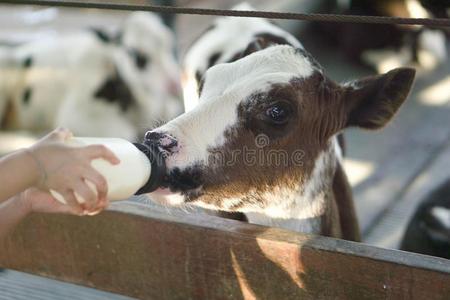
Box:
[344,67,415,130]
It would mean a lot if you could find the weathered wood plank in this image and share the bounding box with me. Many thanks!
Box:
[0,201,449,300]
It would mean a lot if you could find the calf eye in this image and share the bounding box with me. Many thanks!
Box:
[265,102,292,125]
[129,49,149,70]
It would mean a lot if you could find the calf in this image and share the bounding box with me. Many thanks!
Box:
[0,12,181,140]
[155,6,415,239]
[182,3,302,112]
[146,42,415,240]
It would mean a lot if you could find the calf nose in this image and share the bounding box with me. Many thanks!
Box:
[145,131,179,154]
[144,131,162,142]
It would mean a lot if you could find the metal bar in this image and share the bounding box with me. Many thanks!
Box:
[0,0,449,27]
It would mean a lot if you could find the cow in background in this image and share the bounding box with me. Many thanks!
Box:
[0,12,182,140]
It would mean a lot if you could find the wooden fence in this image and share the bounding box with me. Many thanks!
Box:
[0,201,449,299]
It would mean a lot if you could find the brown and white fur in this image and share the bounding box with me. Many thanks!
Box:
[145,7,415,241]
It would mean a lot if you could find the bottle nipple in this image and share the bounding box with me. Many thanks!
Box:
[133,142,166,195]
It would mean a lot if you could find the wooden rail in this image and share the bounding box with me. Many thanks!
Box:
[0,201,449,299]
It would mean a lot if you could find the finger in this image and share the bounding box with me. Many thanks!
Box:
[83,145,120,165]
[74,180,98,211]
[97,197,110,211]
[60,190,84,215]
[58,127,73,141]
[86,210,101,216]
[83,170,108,201]
[85,206,105,216]
[88,198,109,216]
[48,127,73,142]
[48,198,79,215]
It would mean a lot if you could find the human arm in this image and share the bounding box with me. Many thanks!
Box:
[0,187,92,239]
[0,128,120,213]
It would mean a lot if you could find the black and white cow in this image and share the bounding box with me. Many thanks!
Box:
[0,12,182,140]
[144,6,415,240]
[182,3,302,112]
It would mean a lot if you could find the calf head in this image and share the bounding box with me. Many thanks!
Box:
[92,12,182,121]
[147,45,415,217]
[120,12,181,102]
[182,3,302,111]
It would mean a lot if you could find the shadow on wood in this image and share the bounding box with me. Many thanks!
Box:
[0,201,449,299]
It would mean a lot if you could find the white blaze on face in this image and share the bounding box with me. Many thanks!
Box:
[159,45,315,170]
[182,9,302,112]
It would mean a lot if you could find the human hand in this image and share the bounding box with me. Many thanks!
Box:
[27,128,120,214]
[20,188,105,216]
